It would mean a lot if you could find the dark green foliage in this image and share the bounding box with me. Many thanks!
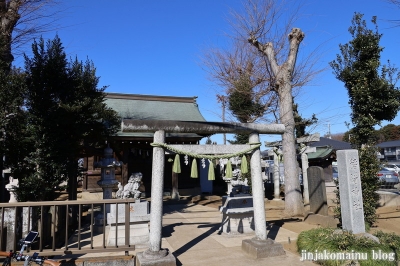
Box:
[330,13,400,226]
[342,124,400,143]
[374,231,400,260]
[330,13,400,147]
[15,35,119,201]
[227,133,250,145]
[227,70,264,145]
[358,146,381,225]
[333,178,341,223]
[376,124,400,142]
[0,63,27,181]
[227,73,264,123]
[297,228,399,265]
[226,73,259,191]
[0,34,29,191]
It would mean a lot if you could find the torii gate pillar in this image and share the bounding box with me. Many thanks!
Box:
[242,133,286,258]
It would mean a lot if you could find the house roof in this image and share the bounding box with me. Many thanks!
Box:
[105,93,206,121]
[307,145,334,160]
[377,140,400,148]
[309,137,352,150]
[105,93,207,140]
[262,136,351,162]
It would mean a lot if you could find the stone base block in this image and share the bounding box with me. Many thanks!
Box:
[136,249,176,266]
[107,201,150,224]
[107,222,149,246]
[242,238,286,259]
[221,213,254,234]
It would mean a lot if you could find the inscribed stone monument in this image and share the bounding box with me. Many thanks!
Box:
[307,166,328,216]
[337,149,365,234]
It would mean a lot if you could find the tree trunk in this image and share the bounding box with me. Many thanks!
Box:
[0,0,21,65]
[248,28,305,216]
[278,81,304,216]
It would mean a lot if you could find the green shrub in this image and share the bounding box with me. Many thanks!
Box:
[297,228,399,265]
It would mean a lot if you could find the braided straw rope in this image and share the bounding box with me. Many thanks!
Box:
[150,142,261,159]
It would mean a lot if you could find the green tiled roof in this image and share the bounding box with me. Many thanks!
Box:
[105,93,206,121]
[105,93,206,140]
[307,146,334,160]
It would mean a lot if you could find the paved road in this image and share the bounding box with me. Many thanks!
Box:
[132,203,315,266]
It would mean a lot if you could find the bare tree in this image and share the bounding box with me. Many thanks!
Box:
[249,27,305,216]
[203,0,321,216]
[203,39,278,124]
[0,0,60,66]
[245,0,308,216]
[386,0,400,7]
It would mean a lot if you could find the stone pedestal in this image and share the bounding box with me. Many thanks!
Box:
[242,238,285,259]
[136,249,176,266]
[1,206,33,251]
[108,223,149,248]
[220,196,254,234]
[107,200,150,247]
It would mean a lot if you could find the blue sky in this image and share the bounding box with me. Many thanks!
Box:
[14,0,400,144]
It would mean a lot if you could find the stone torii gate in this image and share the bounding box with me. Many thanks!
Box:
[266,133,320,205]
[122,120,285,265]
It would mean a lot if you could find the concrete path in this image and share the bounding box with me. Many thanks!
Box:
[131,203,315,266]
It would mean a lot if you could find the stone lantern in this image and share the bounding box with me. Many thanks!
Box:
[5,176,18,203]
[94,144,122,225]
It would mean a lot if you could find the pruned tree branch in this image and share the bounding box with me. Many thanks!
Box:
[0,0,61,65]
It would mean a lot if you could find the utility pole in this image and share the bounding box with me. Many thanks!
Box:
[326,122,331,139]
[217,94,227,144]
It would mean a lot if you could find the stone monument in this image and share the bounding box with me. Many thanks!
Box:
[304,166,337,227]
[337,150,365,234]
[307,166,328,216]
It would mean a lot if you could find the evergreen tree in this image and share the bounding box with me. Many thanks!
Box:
[0,36,27,203]
[16,35,119,201]
[377,124,400,142]
[227,71,264,145]
[330,13,400,226]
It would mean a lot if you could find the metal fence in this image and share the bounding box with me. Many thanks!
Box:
[0,199,138,256]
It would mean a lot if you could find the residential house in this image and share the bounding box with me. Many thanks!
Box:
[377,140,400,161]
